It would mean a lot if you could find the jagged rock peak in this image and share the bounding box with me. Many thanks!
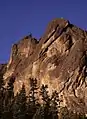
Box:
[11,35,38,58]
[7,35,38,68]
[45,18,70,32]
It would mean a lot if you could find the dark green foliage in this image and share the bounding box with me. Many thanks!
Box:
[39,84,51,118]
[0,77,86,119]
[49,91,60,119]
[40,84,50,105]
[39,85,59,119]
[2,76,15,119]
[7,76,15,99]
[29,78,38,105]
[32,106,44,119]
[26,78,39,119]
[59,107,87,119]
[12,84,27,119]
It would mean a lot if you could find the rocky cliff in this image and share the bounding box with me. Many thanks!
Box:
[1,18,87,114]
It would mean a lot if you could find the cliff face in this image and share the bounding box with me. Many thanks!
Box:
[1,18,87,113]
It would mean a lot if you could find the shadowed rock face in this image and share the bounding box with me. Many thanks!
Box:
[0,64,7,75]
[1,18,87,113]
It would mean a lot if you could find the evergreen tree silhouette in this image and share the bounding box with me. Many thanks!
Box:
[2,76,15,119]
[13,83,27,119]
[39,85,59,119]
[40,84,51,119]
[50,91,59,119]
[7,76,15,100]
[0,73,5,119]
[40,85,50,104]
[29,78,38,105]
[26,78,39,119]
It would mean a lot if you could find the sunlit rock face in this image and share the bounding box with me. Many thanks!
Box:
[1,18,87,114]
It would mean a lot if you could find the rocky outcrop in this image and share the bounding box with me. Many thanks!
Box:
[1,18,87,114]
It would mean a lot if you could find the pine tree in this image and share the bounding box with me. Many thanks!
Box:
[29,78,38,105]
[2,76,15,119]
[26,78,39,119]
[40,84,51,119]
[40,84,50,105]
[50,91,59,119]
[40,85,60,119]
[13,83,27,119]
[7,76,15,100]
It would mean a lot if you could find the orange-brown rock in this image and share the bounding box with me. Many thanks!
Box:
[1,18,87,114]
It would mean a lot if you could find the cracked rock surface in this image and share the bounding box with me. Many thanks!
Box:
[1,18,87,113]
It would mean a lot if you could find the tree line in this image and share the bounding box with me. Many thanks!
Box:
[0,74,86,119]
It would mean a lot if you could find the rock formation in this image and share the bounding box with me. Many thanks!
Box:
[1,18,87,114]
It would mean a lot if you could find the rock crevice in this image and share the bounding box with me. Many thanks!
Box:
[1,18,87,114]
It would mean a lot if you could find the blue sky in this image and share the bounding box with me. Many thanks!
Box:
[0,0,87,63]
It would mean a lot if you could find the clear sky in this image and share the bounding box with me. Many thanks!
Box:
[0,0,87,63]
